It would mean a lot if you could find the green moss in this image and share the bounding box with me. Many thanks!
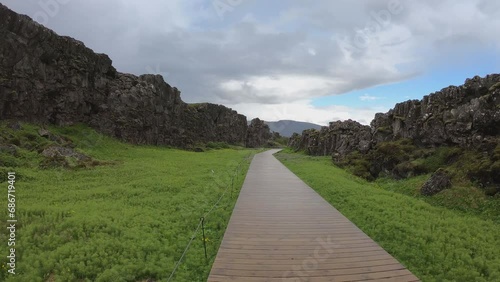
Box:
[488,82,500,92]
[187,103,207,108]
[335,135,499,198]
[376,126,393,134]
[419,146,462,172]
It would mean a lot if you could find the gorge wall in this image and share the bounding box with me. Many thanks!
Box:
[246,118,272,148]
[0,4,269,147]
[289,74,500,157]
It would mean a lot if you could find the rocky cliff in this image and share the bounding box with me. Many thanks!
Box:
[246,118,272,148]
[0,4,255,147]
[290,74,500,156]
[371,74,500,150]
[289,120,371,157]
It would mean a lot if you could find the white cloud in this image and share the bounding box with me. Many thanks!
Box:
[360,94,384,101]
[218,74,343,103]
[2,0,499,124]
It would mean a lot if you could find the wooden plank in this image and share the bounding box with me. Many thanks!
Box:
[208,272,419,282]
[211,264,408,277]
[212,252,398,265]
[211,258,401,271]
[207,150,419,281]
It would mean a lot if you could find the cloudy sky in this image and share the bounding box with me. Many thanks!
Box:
[2,0,500,125]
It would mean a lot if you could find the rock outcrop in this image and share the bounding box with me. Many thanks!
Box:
[371,75,500,150]
[0,4,261,147]
[421,169,452,196]
[41,145,90,162]
[246,118,272,148]
[290,74,500,156]
[288,120,372,157]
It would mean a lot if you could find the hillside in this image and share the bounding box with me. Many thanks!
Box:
[265,120,322,137]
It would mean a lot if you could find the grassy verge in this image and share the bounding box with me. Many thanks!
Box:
[375,176,500,223]
[0,122,256,281]
[275,151,500,282]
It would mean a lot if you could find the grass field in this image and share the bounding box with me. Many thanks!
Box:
[0,122,256,281]
[275,151,500,282]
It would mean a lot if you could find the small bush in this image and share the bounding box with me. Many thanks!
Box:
[377,126,392,134]
[349,159,373,181]
[420,146,462,172]
[0,153,21,167]
[0,167,15,183]
[22,132,38,141]
[205,142,229,149]
[9,137,21,146]
[393,161,420,179]
[365,139,417,178]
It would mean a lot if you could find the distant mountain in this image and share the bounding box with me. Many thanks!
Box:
[265,120,323,137]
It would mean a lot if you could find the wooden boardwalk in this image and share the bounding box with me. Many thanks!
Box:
[208,149,419,282]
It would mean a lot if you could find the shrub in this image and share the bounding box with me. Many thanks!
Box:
[393,161,420,179]
[420,146,462,172]
[0,153,21,167]
[366,139,417,178]
[349,159,373,181]
[205,142,230,149]
[0,167,16,183]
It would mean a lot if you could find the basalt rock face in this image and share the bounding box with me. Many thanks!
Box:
[371,74,500,150]
[288,120,371,157]
[421,169,452,196]
[290,74,500,157]
[246,118,272,148]
[0,3,118,125]
[0,4,251,147]
[182,103,247,146]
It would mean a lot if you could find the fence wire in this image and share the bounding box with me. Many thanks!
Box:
[166,153,252,281]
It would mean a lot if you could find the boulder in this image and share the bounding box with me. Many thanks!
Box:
[38,128,72,145]
[421,169,452,196]
[41,146,90,161]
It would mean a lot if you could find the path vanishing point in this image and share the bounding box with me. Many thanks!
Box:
[207,149,419,282]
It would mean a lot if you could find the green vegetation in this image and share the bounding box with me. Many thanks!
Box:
[489,81,500,92]
[275,151,500,282]
[337,139,499,197]
[186,103,207,108]
[267,132,289,148]
[0,121,255,281]
[205,141,231,150]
